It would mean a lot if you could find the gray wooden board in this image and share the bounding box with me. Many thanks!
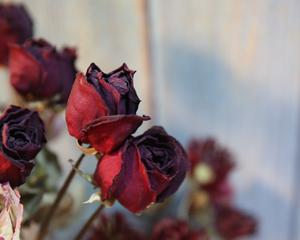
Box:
[149,0,300,239]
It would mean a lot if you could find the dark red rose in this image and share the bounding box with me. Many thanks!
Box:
[0,3,33,65]
[66,62,149,154]
[152,218,209,240]
[84,212,145,240]
[187,138,235,190]
[215,205,257,240]
[94,126,188,213]
[9,39,77,104]
[0,105,46,187]
[205,180,233,206]
[188,182,233,215]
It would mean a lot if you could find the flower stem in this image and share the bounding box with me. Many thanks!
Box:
[36,153,85,240]
[74,204,105,240]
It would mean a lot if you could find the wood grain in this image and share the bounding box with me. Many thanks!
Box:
[149,0,300,239]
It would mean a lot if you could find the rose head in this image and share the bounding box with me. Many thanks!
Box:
[152,218,209,240]
[0,183,23,240]
[9,39,77,104]
[188,138,235,190]
[0,105,46,187]
[215,205,257,240]
[0,3,33,65]
[66,62,149,154]
[94,126,188,213]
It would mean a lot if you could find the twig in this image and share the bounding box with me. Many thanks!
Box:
[74,204,105,240]
[36,153,85,240]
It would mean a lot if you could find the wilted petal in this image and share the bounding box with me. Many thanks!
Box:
[94,150,123,201]
[113,143,156,213]
[84,115,150,154]
[0,3,33,65]
[66,72,109,141]
[0,183,23,240]
[9,45,42,95]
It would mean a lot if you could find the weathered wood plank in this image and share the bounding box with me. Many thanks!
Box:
[149,0,300,239]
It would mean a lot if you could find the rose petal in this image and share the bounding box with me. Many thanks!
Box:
[0,4,33,65]
[112,143,156,213]
[66,73,109,141]
[0,151,34,187]
[86,63,121,115]
[84,115,150,154]
[134,126,188,203]
[147,169,171,196]
[9,44,43,95]
[0,183,23,240]
[93,150,123,200]
[156,137,188,202]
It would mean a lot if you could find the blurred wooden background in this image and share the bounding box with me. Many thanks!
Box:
[1,0,300,239]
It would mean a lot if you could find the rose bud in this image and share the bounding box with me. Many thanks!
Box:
[94,126,188,213]
[0,183,23,240]
[0,3,33,66]
[9,38,77,104]
[84,212,145,240]
[187,138,235,191]
[152,218,209,240]
[66,62,149,154]
[0,105,46,187]
[215,205,257,240]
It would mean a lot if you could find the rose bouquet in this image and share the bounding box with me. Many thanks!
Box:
[0,2,257,240]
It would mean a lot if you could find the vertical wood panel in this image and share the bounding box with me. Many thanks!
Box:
[149,0,300,239]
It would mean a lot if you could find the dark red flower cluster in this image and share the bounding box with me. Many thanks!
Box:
[0,3,33,65]
[1,3,77,104]
[0,105,46,187]
[152,218,209,240]
[187,138,257,239]
[66,63,188,213]
[86,213,208,240]
[9,39,77,104]
[215,205,257,240]
[188,138,235,205]
[84,212,145,240]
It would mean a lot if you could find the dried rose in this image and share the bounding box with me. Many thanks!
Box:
[0,3,33,66]
[0,105,46,187]
[66,62,149,154]
[94,126,188,213]
[188,138,235,190]
[215,205,257,240]
[0,182,23,240]
[9,39,77,104]
[84,212,145,240]
[152,218,209,240]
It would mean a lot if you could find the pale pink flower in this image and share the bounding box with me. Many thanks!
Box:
[0,183,23,240]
